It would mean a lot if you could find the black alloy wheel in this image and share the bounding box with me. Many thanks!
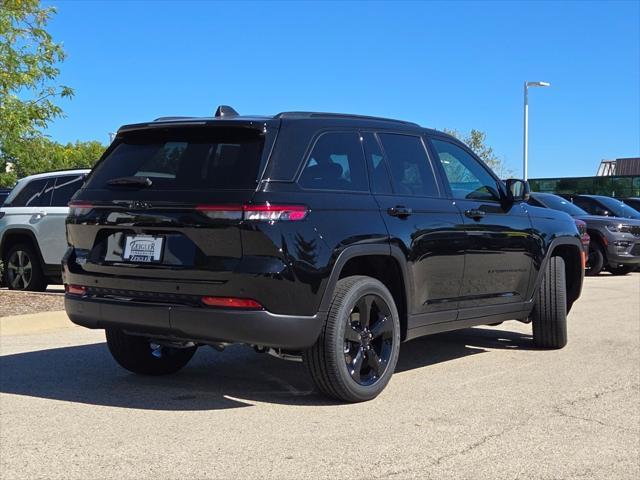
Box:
[343,294,395,386]
[304,276,401,402]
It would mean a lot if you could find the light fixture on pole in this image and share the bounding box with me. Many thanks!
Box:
[523,81,551,180]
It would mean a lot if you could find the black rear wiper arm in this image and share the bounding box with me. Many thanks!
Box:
[106,176,153,187]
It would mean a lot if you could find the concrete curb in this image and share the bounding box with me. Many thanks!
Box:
[0,310,75,336]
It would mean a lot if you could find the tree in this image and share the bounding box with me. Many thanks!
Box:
[0,0,74,186]
[444,128,513,178]
[0,137,104,187]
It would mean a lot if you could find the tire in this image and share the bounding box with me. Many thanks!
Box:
[303,276,401,403]
[608,265,635,276]
[106,328,197,375]
[2,243,47,291]
[585,241,605,276]
[531,256,567,349]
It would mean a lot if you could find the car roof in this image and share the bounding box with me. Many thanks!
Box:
[117,110,449,138]
[17,169,91,182]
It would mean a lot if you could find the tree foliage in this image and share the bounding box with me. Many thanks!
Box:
[0,0,87,187]
[0,138,105,187]
[444,128,513,178]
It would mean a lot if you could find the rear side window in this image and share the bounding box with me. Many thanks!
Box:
[378,133,439,197]
[85,127,264,190]
[52,175,85,206]
[298,132,368,192]
[8,178,51,207]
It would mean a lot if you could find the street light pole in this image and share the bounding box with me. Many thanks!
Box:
[523,81,551,180]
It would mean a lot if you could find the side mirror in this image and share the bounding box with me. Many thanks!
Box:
[505,179,531,202]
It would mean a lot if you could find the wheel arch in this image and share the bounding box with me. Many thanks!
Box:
[0,228,45,266]
[318,245,411,341]
[535,237,584,313]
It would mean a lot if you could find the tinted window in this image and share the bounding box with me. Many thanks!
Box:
[298,132,368,191]
[378,133,438,196]
[52,175,85,206]
[431,139,500,201]
[572,197,600,215]
[535,194,588,216]
[8,179,50,207]
[362,133,392,194]
[86,127,264,190]
[591,196,640,219]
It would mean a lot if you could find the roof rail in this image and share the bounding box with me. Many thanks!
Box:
[275,111,420,127]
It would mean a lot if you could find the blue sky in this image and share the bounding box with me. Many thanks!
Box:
[43,0,639,178]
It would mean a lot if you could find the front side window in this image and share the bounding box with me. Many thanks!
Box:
[298,132,368,191]
[52,175,85,206]
[377,133,438,197]
[431,138,500,201]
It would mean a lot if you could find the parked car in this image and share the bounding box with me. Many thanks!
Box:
[0,188,11,206]
[0,169,90,290]
[63,108,584,402]
[622,197,640,211]
[529,192,640,276]
[563,194,640,220]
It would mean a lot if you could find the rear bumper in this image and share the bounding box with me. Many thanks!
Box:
[65,296,325,350]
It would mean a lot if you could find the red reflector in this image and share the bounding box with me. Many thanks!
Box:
[581,251,587,269]
[201,296,263,309]
[66,284,87,296]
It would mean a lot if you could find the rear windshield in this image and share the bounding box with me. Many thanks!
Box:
[85,127,265,190]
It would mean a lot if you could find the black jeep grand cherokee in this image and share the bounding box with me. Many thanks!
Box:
[64,107,584,402]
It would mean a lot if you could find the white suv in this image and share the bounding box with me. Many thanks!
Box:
[0,169,90,290]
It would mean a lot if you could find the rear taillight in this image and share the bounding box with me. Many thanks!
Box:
[243,204,308,221]
[201,296,263,309]
[68,201,94,216]
[65,284,87,296]
[196,204,308,222]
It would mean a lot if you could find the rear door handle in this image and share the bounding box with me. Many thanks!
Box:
[464,209,485,220]
[388,206,412,218]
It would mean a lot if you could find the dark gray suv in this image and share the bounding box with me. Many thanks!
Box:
[529,193,640,275]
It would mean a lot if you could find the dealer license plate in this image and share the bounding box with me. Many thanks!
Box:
[123,235,164,263]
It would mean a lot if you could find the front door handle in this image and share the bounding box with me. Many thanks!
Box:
[388,206,412,218]
[464,208,485,220]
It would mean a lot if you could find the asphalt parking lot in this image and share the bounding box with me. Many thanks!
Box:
[1,274,638,480]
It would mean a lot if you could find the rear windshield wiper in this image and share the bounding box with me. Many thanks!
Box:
[106,176,153,188]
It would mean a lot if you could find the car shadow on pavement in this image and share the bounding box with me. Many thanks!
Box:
[0,327,534,410]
